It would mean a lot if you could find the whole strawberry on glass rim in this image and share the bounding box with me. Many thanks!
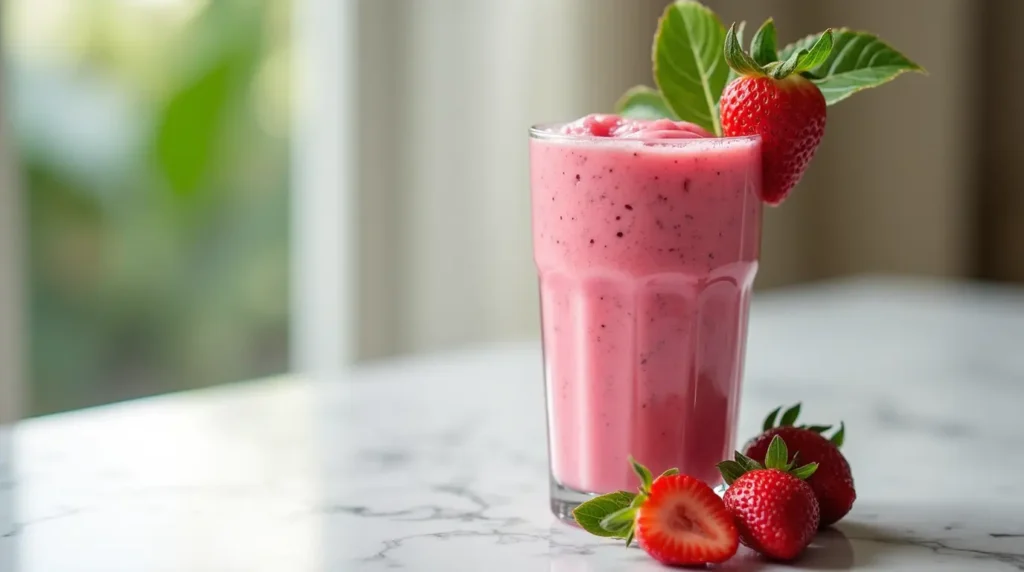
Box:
[617,6,925,206]
[718,22,831,205]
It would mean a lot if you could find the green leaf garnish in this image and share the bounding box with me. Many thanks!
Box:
[614,86,678,120]
[572,491,636,538]
[659,467,680,478]
[653,0,729,135]
[615,3,922,135]
[779,28,925,105]
[750,18,778,66]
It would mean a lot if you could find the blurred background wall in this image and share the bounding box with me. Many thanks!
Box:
[0,0,1020,415]
[330,0,983,365]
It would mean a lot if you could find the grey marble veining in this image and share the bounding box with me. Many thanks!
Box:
[2,277,1024,571]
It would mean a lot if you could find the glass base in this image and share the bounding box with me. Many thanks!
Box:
[550,478,599,524]
[550,478,730,524]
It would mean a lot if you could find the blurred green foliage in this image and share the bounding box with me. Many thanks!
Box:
[6,0,291,414]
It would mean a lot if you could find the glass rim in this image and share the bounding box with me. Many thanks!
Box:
[529,121,760,146]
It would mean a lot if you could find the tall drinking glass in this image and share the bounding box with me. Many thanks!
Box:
[530,124,762,520]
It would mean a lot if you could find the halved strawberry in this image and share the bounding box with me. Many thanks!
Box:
[573,458,738,566]
[633,472,740,566]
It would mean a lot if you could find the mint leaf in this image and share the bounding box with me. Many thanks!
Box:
[653,0,729,135]
[780,29,925,105]
[572,491,636,538]
[614,86,678,120]
[750,19,777,66]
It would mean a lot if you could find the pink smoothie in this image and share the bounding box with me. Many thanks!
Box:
[531,115,762,494]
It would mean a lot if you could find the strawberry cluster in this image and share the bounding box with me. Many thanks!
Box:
[573,404,856,565]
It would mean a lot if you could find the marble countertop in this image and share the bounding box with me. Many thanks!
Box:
[2,277,1024,571]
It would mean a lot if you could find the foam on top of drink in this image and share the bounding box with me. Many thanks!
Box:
[533,115,759,156]
[559,114,712,139]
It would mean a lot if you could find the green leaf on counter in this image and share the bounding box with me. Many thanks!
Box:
[572,491,636,538]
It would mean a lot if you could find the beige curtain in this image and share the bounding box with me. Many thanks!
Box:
[349,0,670,360]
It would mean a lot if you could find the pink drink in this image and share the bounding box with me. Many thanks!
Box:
[530,115,762,509]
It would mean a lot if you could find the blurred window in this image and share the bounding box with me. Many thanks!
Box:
[3,0,291,414]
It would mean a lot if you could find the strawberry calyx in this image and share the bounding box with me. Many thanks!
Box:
[596,457,679,546]
[724,20,834,81]
[717,435,819,485]
[763,403,846,447]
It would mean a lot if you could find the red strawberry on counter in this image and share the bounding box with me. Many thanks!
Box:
[743,403,856,527]
[633,472,739,565]
[572,459,738,566]
[718,436,821,560]
[719,22,832,205]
